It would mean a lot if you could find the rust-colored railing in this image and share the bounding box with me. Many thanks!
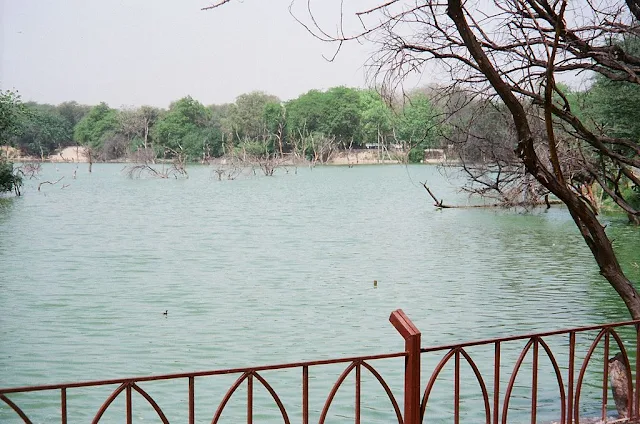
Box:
[2,310,640,423]
[418,318,640,424]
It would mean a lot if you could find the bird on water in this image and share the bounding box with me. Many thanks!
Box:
[163,310,168,316]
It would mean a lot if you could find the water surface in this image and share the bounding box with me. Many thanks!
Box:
[1,163,638,423]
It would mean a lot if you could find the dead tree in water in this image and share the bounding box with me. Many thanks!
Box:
[421,182,562,209]
[16,162,41,180]
[124,147,188,179]
[38,177,64,191]
[212,155,245,181]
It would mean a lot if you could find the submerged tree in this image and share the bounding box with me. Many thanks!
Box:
[206,0,640,319]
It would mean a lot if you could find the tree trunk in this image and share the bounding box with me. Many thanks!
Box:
[87,149,93,173]
[609,352,631,418]
[143,122,149,150]
[447,0,640,319]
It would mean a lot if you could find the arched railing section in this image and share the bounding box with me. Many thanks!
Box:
[91,381,170,424]
[500,337,566,424]
[420,347,491,424]
[0,393,33,424]
[210,370,291,424]
[419,320,640,424]
[317,360,404,424]
[574,327,634,424]
[2,312,640,424]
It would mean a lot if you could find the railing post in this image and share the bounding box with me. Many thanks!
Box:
[390,309,422,424]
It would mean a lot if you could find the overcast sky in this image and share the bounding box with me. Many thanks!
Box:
[0,0,433,108]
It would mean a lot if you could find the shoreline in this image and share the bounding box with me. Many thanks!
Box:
[7,146,449,166]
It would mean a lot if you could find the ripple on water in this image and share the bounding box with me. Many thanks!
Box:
[0,164,638,423]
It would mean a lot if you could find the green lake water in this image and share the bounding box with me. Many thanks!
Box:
[1,163,638,423]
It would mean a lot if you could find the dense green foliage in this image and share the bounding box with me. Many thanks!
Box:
[16,103,74,157]
[0,159,22,195]
[0,90,26,195]
[586,77,640,212]
[2,86,446,164]
[588,77,640,141]
[73,103,119,159]
[0,90,28,144]
[3,79,638,177]
[153,96,223,160]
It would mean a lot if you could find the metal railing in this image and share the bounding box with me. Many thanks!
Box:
[418,318,640,424]
[1,310,640,423]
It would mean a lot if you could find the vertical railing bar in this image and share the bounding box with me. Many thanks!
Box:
[455,349,460,424]
[356,362,361,424]
[248,373,253,424]
[568,331,575,424]
[303,366,309,424]
[531,339,538,424]
[494,342,500,424]
[389,309,421,424]
[61,388,67,424]
[635,325,640,419]
[126,384,132,424]
[602,331,610,421]
[189,376,195,424]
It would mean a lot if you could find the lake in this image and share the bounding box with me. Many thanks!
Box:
[1,163,638,423]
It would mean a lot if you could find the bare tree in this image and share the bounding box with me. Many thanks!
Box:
[206,0,640,321]
[212,159,245,180]
[124,146,188,179]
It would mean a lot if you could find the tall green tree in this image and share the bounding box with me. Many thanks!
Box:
[0,159,22,196]
[396,94,440,162]
[73,103,119,170]
[589,76,640,142]
[585,75,640,217]
[358,90,393,147]
[13,104,73,158]
[0,90,28,145]
[286,89,327,138]
[56,101,90,130]
[323,86,362,143]
[227,91,280,142]
[153,96,220,161]
[286,87,362,144]
[0,90,26,196]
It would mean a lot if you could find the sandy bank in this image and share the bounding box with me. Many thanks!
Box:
[49,146,89,163]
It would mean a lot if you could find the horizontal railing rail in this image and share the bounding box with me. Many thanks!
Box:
[419,319,640,354]
[0,351,407,394]
[1,350,408,424]
[2,311,640,424]
[418,318,640,424]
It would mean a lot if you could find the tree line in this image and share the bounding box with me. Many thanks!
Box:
[1,87,443,166]
[1,78,638,218]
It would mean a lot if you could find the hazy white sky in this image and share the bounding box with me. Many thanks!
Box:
[1,0,426,108]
